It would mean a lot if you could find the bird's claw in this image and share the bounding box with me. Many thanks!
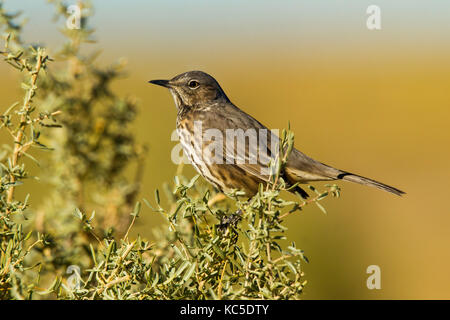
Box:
[218,209,242,232]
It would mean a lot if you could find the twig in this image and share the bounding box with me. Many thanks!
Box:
[207,193,226,207]
[217,260,228,299]
[6,50,45,206]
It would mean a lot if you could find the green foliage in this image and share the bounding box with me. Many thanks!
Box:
[0,2,56,298]
[39,0,144,233]
[0,0,341,300]
[44,166,339,300]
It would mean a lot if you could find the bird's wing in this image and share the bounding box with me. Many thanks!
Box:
[201,103,277,182]
[202,102,341,183]
[199,102,405,196]
[284,148,340,182]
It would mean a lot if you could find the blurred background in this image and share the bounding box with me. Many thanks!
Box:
[0,0,449,299]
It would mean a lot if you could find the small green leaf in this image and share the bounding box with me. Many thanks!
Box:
[182,262,197,282]
[315,201,327,214]
[74,208,83,220]
[131,201,141,217]
[155,189,160,205]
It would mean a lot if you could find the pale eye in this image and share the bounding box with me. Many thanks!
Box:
[188,80,200,89]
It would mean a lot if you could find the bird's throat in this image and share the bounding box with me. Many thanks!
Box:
[169,89,182,109]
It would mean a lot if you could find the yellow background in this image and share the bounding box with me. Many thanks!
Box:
[1,0,449,299]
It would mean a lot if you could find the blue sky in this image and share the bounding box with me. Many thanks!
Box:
[5,0,450,51]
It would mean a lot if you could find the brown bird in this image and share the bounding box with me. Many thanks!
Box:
[149,71,405,199]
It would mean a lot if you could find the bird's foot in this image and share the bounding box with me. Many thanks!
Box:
[218,209,242,232]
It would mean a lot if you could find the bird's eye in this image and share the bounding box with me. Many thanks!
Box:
[188,80,200,89]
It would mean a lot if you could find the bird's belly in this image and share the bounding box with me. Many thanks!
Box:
[177,127,221,189]
[176,126,260,196]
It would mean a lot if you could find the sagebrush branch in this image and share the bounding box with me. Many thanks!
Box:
[6,48,47,206]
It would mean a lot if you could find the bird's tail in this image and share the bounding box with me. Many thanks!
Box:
[338,172,405,196]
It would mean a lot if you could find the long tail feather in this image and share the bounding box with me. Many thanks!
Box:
[338,172,405,196]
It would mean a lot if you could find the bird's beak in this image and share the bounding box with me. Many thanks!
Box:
[148,79,171,88]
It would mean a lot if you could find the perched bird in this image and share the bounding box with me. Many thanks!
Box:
[149,71,404,199]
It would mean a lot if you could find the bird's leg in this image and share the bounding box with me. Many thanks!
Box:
[218,209,242,232]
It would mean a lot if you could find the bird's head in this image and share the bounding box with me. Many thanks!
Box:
[149,71,229,108]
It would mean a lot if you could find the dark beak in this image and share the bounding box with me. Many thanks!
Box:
[148,79,171,88]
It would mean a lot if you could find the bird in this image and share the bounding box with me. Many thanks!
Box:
[149,71,405,199]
